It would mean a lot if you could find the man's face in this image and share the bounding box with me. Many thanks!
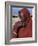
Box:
[20,12,28,22]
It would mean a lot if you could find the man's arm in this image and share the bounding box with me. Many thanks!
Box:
[11,21,23,38]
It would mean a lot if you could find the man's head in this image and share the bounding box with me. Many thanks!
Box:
[18,8,30,22]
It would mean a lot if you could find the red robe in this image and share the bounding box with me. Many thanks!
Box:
[11,17,32,38]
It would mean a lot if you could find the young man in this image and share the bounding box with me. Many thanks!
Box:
[11,8,32,38]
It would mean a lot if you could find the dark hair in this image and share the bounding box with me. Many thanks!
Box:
[18,11,22,18]
[18,8,30,18]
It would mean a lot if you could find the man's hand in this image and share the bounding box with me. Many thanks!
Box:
[12,31,17,38]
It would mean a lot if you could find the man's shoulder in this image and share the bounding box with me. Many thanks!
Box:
[14,21,21,26]
[15,21,21,24]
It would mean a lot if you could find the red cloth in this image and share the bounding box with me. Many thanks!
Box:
[18,19,32,38]
[12,18,32,38]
